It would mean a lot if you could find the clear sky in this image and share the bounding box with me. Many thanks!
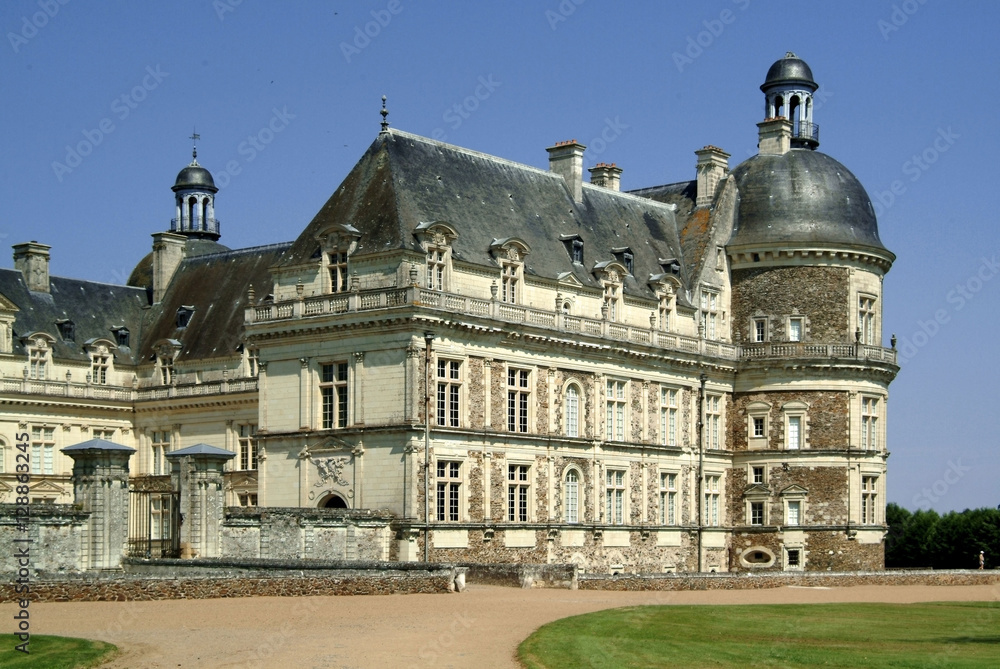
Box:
[2,1,997,512]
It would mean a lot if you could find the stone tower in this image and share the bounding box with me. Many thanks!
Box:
[725,54,899,571]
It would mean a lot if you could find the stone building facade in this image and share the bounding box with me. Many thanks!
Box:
[0,54,897,573]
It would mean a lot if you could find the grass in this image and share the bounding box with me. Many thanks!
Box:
[0,635,118,668]
[518,602,1000,668]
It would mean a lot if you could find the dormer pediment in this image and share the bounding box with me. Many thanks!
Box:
[314,223,362,254]
[556,272,584,288]
[21,332,56,348]
[648,273,682,295]
[490,237,530,262]
[593,260,627,284]
[414,221,458,248]
[0,293,20,314]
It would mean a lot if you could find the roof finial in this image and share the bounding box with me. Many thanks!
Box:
[190,128,201,163]
[380,95,389,132]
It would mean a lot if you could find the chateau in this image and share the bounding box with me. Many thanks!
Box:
[0,54,898,573]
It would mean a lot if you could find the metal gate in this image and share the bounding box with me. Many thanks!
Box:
[128,479,180,558]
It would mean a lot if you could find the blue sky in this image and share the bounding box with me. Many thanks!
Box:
[2,1,998,512]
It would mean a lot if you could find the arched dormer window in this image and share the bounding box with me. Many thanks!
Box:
[414,221,458,292]
[23,334,55,380]
[153,339,182,386]
[315,223,362,295]
[490,238,530,305]
[594,261,627,322]
[84,339,116,385]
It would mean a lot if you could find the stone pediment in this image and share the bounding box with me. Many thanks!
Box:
[780,484,809,496]
[0,480,12,492]
[29,480,66,494]
[0,292,20,313]
[309,435,354,454]
[742,483,771,498]
[556,272,583,288]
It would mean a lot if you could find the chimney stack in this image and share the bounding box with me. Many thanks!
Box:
[588,162,623,192]
[694,146,730,207]
[757,117,793,156]
[151,232,187,304]
[546,140,587,202]
[13,241,51,293]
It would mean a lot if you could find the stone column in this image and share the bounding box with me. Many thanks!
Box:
[166,444,235,559]
[62,439,136,570]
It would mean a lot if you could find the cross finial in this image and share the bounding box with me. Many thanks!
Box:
[190,129,201,162]
[380,95,389,132]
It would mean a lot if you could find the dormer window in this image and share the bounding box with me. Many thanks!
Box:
[559,234,584,264]
[176,306,194,329]
[158,355,174,385]
[427,248,447,291]
[623,252,633,275]
[660,258,681,276]
[501,262,519,303]
[491,238,530,305]
[611,248,634,275]
[112,327,130,348]
[56,320,74,342]
[29,347,47,380]
[329,251,349,292]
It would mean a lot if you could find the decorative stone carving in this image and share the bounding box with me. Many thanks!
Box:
[313,456,350,487]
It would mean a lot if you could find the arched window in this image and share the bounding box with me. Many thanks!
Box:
[564,470,579,524]
[322,494,348,509]
[565,384,580,437]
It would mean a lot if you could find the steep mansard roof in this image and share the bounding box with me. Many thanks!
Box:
[277,129,693,301]
[138,243,292,362]
[0,269,148,365]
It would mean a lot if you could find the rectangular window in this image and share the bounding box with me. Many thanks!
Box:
[571,240,584,263]
[861,397,879,450]
[753,318,766,343]
[603,283,620,321]
[238,424,258,470]
[158,356,173,385]
[861,475,878,525]
[151,430,170,475]
[565,385,580,438]
[660,472,677,525]
[427,248,446,290]
[859,296,876,345]
[329,251,349,293]
[700,290,718,339]
[30,427,55,475]
[752,416,765,439]
[788,318,803,342]
[606,380,627,441]
[787,416,801,450]
[706,395,721,450]
[605,469,625,525]
[787,549,801,568]
[564,470,579,523]
[705,474,720,526]
[436,360,462,428]
[660,387,678,447]
[91,354,109,384]
[321,362,349,429]
[238,493,258,507]
[507,368,530,432]
[750,501,765,526]
[787,500,801,526]
[436,460,461,521]
[92,428,115,440]
[29,349,47,380]
[508,464,530,522]
[247,348,259,377]
[752,466,765,485]
[501,263,519,304]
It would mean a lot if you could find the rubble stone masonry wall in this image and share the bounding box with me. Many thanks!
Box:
[732,266,850,342]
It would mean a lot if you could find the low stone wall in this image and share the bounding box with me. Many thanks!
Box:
[0,558,464,603]
[579,569,1000,591]
[460,563,577,589]
[0,503,89,575]
[222,507,395,561]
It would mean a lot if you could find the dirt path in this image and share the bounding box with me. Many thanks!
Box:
[5,583,997,668]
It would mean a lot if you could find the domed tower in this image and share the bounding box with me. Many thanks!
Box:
[725,55,898,573]
[171,141,220,241]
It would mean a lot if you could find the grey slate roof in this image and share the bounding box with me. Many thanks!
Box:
[138,242,291,363]
[278,129,690,300]
[166,443,234,458]
[0,269,149,365]
[62,438,136,453]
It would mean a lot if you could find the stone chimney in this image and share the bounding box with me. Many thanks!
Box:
[13,241,51,293]
[757,117,793,155]
[546,140,587,202]
[694,147,730,207]
[588,162,623,192]
[152,232,187,304]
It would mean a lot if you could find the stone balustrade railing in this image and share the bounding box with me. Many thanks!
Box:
[245,286,897,364]
[0,377,259,401]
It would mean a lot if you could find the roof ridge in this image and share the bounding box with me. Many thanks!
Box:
[183,241,294,261]
[0,267,148,291]
[388,128,556,178]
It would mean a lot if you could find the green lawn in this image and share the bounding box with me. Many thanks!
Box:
[0,635,117,668]
[519,602,999,668]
